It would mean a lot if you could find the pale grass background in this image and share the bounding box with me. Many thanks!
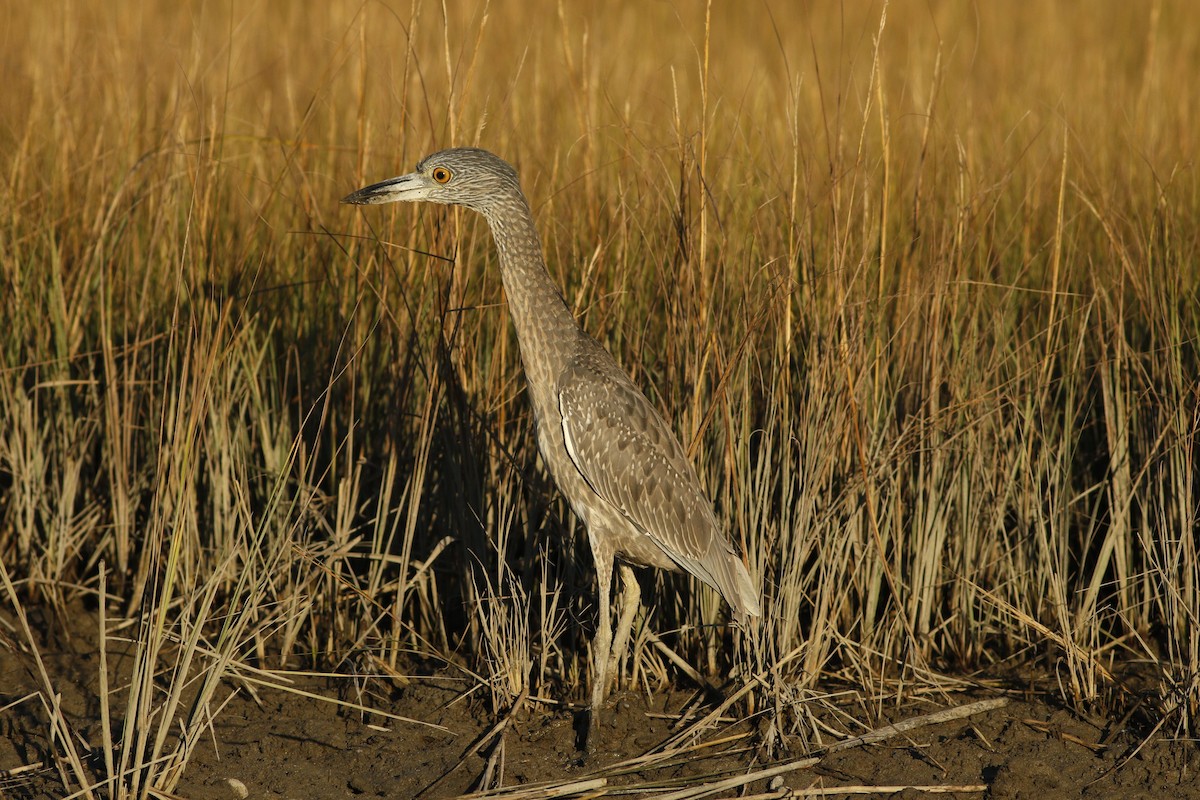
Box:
[1,0,1197,795]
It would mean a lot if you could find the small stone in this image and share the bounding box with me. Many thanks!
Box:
[225,777,249,799]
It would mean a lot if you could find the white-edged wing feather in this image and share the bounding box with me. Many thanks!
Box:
[557,349,760,617]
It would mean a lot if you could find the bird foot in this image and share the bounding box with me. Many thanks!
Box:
[571,704,598,762]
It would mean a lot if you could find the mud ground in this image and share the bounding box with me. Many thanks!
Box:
[2,608,1198,799]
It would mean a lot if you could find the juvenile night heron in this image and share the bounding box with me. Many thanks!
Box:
[343,147,760,752]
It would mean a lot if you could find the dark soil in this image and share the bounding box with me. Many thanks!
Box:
[172,687,1200,799]
[3,609,1198,799]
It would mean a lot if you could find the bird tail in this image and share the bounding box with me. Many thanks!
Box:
[711,547,761,622]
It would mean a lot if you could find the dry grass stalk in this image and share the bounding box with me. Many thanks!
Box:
[2,0,1199,794]
[456,697,1006,798]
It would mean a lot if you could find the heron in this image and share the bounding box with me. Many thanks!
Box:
[342,147,760,753]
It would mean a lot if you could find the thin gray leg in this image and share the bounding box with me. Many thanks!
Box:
[607,563,641,687]
[586,541,614,755]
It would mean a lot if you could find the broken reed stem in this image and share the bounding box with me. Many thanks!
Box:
[821,698,1010,755]
[735,785,987,798]
[457,697,1009,799]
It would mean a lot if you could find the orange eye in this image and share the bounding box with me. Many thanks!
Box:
[431,166,452,184]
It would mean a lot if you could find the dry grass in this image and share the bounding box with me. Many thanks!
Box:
[1,0,1198,795]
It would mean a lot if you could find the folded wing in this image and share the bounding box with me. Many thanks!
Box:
[556,349,760,618]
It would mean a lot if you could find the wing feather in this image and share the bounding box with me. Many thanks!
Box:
[556,349,758,617]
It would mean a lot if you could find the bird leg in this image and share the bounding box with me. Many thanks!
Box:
[586,560,641,756]
[607,563,640,686]
[586,549,614,755]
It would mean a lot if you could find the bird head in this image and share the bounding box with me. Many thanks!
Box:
[341,147,524,215]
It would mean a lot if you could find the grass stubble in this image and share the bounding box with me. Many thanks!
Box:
[0,0,1197,796]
